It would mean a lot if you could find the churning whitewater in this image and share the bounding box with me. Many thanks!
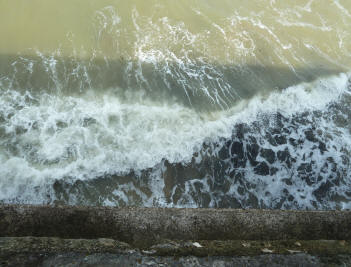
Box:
[0,0,351,209]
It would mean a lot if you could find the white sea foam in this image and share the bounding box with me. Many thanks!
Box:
[0,72,349,202]
[171,72,351,209]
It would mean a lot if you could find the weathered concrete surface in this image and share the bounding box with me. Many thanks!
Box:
[4,252,351,267]
[1,237,351,257]
[0,205,351,247]
[3,251,344,267]
[1,237,351,266]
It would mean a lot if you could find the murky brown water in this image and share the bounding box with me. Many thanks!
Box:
[0,0,351,209]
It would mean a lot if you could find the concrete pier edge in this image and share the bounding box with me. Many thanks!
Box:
[1,205,351,265]
[1,237,351,266]
[0,205,351,247]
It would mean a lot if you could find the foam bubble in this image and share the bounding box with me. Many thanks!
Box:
[0,72,349,203]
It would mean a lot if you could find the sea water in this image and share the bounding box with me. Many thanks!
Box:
[0,0,351,209]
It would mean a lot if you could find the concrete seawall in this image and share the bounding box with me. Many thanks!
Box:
[0,205,350,247]
[1,205,351,266]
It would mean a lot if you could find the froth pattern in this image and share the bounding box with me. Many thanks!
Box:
[0,73,350,208]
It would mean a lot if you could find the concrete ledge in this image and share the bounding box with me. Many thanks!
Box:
[0,205,351,247]
[2,237,351,257]
[1,237,351,266]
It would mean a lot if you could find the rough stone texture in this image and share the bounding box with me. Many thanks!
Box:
[4,252,349,267]
[0,205,351,247]
[2,237,351,257]
[1,237,351,267]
